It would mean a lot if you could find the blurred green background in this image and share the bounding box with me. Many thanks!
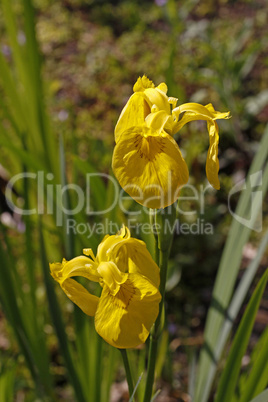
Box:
[0,0,267,400]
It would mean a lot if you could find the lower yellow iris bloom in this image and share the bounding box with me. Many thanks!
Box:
[112,75,231,209]
[50,226,161,349]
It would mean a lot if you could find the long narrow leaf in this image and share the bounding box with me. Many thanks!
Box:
[0,367,15,401]
[39,221,86,402]
[129,373,144,402]
[59,136,93,399]
[195,124,268,401]
[239,326,268,401]
[201,230,268,401]
[215,269,268,402]
[0,231,45,397]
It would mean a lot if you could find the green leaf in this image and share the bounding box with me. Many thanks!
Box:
[38,221,87,402]
[129,373,144,402]
[0,130,44,170]
[73,156,107,213]
[0,227,46,398]
[238,326,268,401]
[195,124,268,401]
[201,230,268,401]
[0,367,15,402]
[0,50,26,130]
[215,269,268,402]
[101,344,118,402]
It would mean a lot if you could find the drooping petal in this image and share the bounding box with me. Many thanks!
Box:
[206,120,220,189]
[61,278,99,316]
[172,102,230,135]
[50,256,100,283]
[205,103,231,119]
[171,102,230,189]
[112,126,189,209]
[50,257,100,316]
[115,92,151,143]
[94,273,161,348]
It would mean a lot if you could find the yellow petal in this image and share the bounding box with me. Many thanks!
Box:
[133,75,155,92]
[50,256,100,284]
[115,92,151,143]
[50,257,100,316]
[205,103,231,120]
[97,227,160,287]
[171,102,230,189]
[112,126,189,209]
[122,238,160,287]
[177,102,215,118]
[97,261,127,295]
[206,120,220,189]
[144,87,170,115]
[97,226,131,261]
[157,82,168,94]
[145,110,173,134]
[97,229,130,272]
[61,278,99,316]
[94,274,161,348]
[172,102,231,134]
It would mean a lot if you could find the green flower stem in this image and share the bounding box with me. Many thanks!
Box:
[154,239,160,266]
[120,349,134,398]
[144,205,176,401]
[150,209,159,265]
[143,248,170,402]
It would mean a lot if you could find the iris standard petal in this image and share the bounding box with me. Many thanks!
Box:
[97,226,131,260]
[144,87,170,115]
[97,227,160,286]
[121,238,160,287]
[112,126,189,209]
[133,75,155,92]
[94,273,161,349]
[115,92,151,143]
[96,227,131,272]
[102,236,160,287]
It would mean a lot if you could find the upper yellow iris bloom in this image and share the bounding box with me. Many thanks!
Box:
[50,226,161,349]
[112,75,231,209]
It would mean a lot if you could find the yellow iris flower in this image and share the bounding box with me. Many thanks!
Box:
[50,226,161,349]
[112,75,231,209]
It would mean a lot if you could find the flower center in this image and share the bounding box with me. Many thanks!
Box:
[111,279,135,309]
[134,131,165,161]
